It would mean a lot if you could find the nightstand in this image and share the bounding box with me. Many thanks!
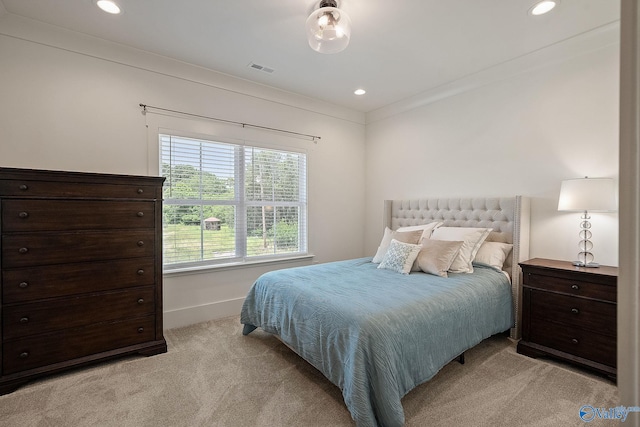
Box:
[517,258,617,379]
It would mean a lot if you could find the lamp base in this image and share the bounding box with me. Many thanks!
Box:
[572,261,600,268]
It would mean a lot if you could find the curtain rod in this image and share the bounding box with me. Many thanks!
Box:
[139,103,320,143]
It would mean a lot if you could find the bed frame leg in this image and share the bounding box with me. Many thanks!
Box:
[242,324,257,335]
[457,353,465,364]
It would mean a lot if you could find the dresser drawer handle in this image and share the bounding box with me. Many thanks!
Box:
[571,284,579,290]
[137,212,144,217]
[137,269,145,275]
[19,184,28,191]
[20,317,30,324]
[137,241,145,247]
[137,327,144,333]
[19,281,29,289]
[571,338,579,344]
[18,247,29,254]
[571,308,579,314]
[137,189,144,194]
[19,352,29,359]
[18,211,29,219]
[137,298,145,304]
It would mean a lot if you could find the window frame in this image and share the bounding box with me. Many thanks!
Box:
[160,132,309,272]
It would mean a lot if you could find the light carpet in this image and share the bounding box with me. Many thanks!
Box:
[0,315,618,427]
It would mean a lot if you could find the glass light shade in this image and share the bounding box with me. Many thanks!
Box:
[96,0,121,14]
[306,6,351,54]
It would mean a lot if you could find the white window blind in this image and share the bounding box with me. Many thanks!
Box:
[160,134,307,269]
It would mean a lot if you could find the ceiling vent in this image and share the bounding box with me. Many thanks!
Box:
[248,62,275,74]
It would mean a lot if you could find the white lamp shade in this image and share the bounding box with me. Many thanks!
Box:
[558,177,617,212]
[306,6,351,54]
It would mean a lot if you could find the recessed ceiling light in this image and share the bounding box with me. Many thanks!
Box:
[96,0,121,14]
[529,1,558,16]
[354,89,366,96]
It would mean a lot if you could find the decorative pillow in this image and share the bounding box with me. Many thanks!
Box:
[396,221,443,241]
[372,227,423,263]
[377,239,422,275]
[429,227,492,273]
[473,241,513,271]
[416,239,464,278]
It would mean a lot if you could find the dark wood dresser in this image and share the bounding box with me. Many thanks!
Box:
[0,167,166,394]
[517,258,617,379]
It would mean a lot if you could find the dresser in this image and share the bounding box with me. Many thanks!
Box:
[517,258,617,379]
[0,167,166,394]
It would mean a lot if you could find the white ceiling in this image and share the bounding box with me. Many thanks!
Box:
[0,0,620,113]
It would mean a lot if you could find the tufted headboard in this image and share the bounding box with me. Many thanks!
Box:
[383,196,530,339]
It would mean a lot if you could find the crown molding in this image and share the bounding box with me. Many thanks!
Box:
[366,21,620,124]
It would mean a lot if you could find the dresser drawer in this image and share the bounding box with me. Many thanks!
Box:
[528,318,616,368]
[525,273,616,302]
[529,290,616,336]
[2,200,155,232]
[2,230,154,268]
[2,258,155,303]
[0,179,159,200]
[2,315,156,375]
[3,287,155,340]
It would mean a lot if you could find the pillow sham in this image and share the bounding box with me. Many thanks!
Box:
[396,221,443,240]
[473,241,513,271]
[416,239,464,278]
[372,227,423,263]
[429,227,492,273]
[377,239,422,275]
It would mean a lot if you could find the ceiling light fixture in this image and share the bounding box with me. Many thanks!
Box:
[96,0,121,14]
[354,89,366,95]
[529,0,558,16]
[306,0,352,54]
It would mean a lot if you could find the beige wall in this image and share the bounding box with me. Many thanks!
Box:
[364,25,620,267]
[0,16,366,328]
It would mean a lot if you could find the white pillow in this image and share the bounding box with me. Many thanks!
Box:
[429,227,492,273]
[415,239,464,278]
[377,239,422,275]
[396,221,443,241]
[372,227,423,263]
[474,241,513,271]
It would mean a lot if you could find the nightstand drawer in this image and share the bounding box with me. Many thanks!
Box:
[525,273,615,302]
[529,318,616,368]
[529,290,616,336]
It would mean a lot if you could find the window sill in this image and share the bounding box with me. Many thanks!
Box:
[163,254,315,277]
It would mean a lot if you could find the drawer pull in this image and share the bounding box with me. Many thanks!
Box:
[137,241,145,247]
[137,212,144,217]
[19,281,29,289]
[137,298,145,304]
[137,327,144,333]
[137,269,145,275]
[571,284,579,290]
[137,189,144,194]
[571,308,579,314]
[571,338,579,344]
[20,317,30,324]
[18,247,29,254]
[19,184,28,191]
[18,211,29,219]
[19,352,29,359]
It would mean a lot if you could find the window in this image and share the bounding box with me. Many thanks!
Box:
[160,134,307,270]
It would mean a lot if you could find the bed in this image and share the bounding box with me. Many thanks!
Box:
[241,196,530,427]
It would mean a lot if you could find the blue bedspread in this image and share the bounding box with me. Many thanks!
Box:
[240,257,513,427]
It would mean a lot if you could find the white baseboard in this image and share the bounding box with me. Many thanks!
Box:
[163,297,245,329]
